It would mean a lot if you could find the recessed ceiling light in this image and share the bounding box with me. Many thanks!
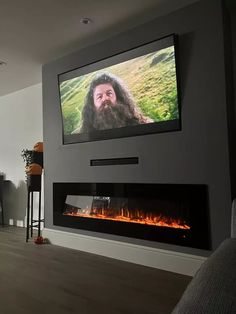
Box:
[0,60,7,66]
[80,17,92,25]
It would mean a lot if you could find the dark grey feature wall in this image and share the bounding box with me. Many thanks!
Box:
[42,0,232,253]
[226,3,236,198]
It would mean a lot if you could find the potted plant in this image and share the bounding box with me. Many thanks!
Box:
[21,149,42,191]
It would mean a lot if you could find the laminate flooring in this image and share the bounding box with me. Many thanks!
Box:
[0,226,191,314]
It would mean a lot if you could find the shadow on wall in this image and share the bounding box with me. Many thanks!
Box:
[4,180,28,227]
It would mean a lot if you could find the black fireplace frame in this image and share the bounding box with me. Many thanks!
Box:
[53,183,211,250]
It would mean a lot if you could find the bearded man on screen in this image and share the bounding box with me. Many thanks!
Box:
[78,72,152,133]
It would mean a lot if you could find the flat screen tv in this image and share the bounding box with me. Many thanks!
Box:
[58,34,181,144]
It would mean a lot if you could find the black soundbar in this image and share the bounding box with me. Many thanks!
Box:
[90,157,139,166]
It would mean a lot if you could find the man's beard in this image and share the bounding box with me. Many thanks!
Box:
[93,100,138,130]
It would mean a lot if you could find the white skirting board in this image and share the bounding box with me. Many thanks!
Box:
[43,228,207,276]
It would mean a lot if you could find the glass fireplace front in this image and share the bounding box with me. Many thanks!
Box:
[53,183,211,250]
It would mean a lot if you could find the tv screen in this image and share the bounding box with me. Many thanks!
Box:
[58,34,180,144]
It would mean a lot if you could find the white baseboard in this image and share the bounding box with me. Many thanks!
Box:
[43,228,206,276]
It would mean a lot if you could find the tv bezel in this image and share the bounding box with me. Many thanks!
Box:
[58,33,181,145]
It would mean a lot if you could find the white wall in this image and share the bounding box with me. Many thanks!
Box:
[0,83,43,227]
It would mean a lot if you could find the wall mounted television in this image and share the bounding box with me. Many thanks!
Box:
[58,34,181,144]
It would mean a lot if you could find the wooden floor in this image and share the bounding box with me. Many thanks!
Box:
[0,226,191,314]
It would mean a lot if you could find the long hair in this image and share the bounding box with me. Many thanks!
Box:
[80,72,145,132]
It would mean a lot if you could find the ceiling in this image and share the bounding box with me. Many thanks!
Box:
[0,0,230,97]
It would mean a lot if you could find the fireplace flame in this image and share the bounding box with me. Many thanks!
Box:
[63,207,190,230]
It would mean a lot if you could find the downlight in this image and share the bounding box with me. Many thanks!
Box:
[0,60,7,66]
[80,17,92,25]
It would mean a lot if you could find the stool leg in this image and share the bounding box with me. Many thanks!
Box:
[0,200,3,226]
[0,180,3,226]
[30,192,34,237]
[38,190,42,237]
[26,191,30,242]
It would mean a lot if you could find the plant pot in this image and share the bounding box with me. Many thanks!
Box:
[32,151,43,168]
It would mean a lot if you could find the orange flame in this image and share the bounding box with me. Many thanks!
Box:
[63,207,190,230]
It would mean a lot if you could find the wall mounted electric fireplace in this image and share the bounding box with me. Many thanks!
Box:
[53,183,211,250]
